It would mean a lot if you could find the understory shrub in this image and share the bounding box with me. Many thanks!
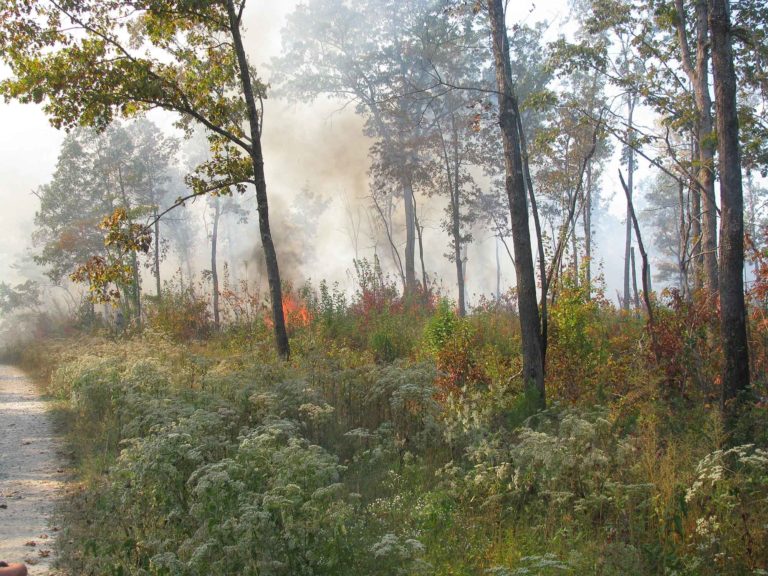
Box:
[26,275,768,576]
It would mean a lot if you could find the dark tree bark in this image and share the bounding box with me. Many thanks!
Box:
[631,246,640,309]
[516,101,548,363]
[226,0,289,359]
[709,0,750,431]
[487,0,545,408]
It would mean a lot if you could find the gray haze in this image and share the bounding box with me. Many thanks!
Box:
[0,0,640,309]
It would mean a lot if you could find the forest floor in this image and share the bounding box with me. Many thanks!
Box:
[0,365,66,575]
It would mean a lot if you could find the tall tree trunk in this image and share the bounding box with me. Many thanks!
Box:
[439,115,466,316]
[131,251,141,324]
[451,181,466,316]
[153,208,161,300]
[226,0,289,359]
[678,180,691,297]
[226,218,238,286]
[571,220,579,282]
[623,95,636,310]
[496,235,502,302]
[211,196,221,330]
[746,172,760,278]
[413,202,428,295]
[403,179,417,292]
[620,170,656,332]
[696,0,719,294]
[675,0,719,293]
[488,0,545,408]
[372,193,406,288]
[584,161,593,296]
[709,0,750,432]
[690,134,704,290]
[515,100,548,364]
[390,19,418,296]
[631,246,640,309]
[692,152,704,289]
[452,118,466,317]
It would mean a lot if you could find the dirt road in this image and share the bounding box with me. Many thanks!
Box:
[0,365,65,575]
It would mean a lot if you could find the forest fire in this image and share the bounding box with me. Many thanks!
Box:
[265,293,312,329]
[0,0,764,573]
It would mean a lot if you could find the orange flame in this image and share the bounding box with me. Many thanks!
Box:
[265,293,312,329]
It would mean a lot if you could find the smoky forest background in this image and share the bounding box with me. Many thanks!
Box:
[0,0,767,574]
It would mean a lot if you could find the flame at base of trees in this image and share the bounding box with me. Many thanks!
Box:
[265,293,312,331]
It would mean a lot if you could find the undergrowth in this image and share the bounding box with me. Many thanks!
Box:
[14,270,768,575]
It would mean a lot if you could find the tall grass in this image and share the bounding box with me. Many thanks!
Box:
[17,278,768,575]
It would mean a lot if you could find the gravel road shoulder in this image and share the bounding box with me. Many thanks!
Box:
[0,364,66,575]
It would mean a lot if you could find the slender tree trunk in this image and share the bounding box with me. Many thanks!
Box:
[571,221,579,282]
[369,110,417,294]
[709,0,750,432]
[496,236,503,301]
[675,0,718,293]
[452,119,467,316]
[515,100,548,364]
[451,184,466,316]
[372,194,406,288]
[696,0,719,295]
[692,155,704,290]
[488,0,545,408]
[678,180,691,297]
[413,205,428,295]
[461,243,469,309]
[391,25,418,296]
[185,256,193,289]
[584,161,593,295]
[154,208,161,300]
[226,218,237,286]
[439,115,467,316]
[403,179,417,292]
[691,136,704,290]
[620,171,656,333]
[745,172,760,278]
[131,252,141,324]
[226,0,289,359]
[211,196,221,330]
[631,246,640,309]
[623,95,636,310]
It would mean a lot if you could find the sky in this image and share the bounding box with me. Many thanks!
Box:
[0,0,635,306]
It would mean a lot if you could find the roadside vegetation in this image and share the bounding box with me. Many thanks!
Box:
[8,260,767,576]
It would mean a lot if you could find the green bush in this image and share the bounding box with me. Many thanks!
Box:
[30,283,768,576]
